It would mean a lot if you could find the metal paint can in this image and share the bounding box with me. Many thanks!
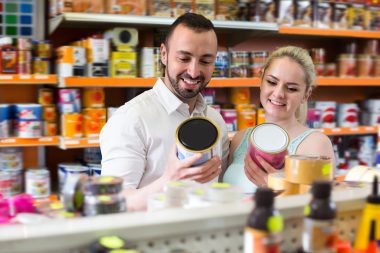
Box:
[249,123,289,170]
[213,51,229,77]
[25,168,50,198]
[15,121,43,138]
[88,163,102,176]
[140,47,163,78]
[15,104,42,121]
[221,109,238,132]
[0,147,23,171]
[58,163,90,193]
[176,117,220,167]
[0,170,12,198]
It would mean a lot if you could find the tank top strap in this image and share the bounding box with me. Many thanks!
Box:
[287,129,318,155]
[232,127,254,162]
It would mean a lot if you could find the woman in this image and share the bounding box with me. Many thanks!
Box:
[223,46,335,193]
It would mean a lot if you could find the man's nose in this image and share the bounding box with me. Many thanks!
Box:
[187,61,201,78]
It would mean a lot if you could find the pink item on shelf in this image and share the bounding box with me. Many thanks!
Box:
[9,194,36,215]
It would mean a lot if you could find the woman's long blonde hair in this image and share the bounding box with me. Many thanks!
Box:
[261,46,316,125]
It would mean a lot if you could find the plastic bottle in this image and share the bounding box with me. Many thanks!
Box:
[354,176,380,251]
[302,181,337,253]
[244,187,283,253]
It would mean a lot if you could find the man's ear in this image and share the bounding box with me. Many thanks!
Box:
[160,43,167,67]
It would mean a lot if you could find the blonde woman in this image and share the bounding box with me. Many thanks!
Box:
[223,46,335,193]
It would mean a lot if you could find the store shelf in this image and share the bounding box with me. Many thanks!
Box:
[319,126,378,136]
[49,13,278,35]
[62,77,157,87]
[62,77,260,88]
[0,75,57,85]
[279,26,380,39]
[0,136,59,147]
[62,76,380,88]
[317,77,380,86]
[59,137,100,149]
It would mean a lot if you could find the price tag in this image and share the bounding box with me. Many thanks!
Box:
[0,138,16,143]
[19,75,31,79]
[0,75,13,80]
[87,139,100,144]
[65,140,79,145]
[39,137,53,142]
[351,127,359,132]
[34,75,48,80]
[331,128,341,133]
[365,126,375,131]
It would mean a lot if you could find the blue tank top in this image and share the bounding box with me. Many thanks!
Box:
[223,128,317,193]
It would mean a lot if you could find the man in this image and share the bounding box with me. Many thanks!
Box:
[100,13,229,211]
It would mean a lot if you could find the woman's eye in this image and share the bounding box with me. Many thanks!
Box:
[288,87,298,92]
[267,80,276,85]
[179,57,190,62]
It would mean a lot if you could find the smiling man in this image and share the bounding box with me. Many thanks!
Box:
[100,13,230,211]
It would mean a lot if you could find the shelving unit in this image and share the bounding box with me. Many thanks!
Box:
[0,137,59,147]
[279,26,380,39]
[0,186,369,253]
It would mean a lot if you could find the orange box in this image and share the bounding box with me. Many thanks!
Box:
[61,113,83,138]
[230,87,250,105]
[43,106,57,122]
[83,88,105,108]
[83,108,106,137]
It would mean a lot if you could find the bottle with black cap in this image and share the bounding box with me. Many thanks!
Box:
[354,176,380,251]
[244,187,283,253]
[302,180,337,253]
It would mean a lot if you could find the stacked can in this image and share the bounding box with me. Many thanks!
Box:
[213,51,229,77]
[361,99,380,126]
[315,101,337,128]
[229,51,250,77]
[201,88,216,105]
[33,40,52,74]
[56,46,86,83]
[58,89,83,138]
[250,51,268,77]
[83,88,106,138]
[0,104,12,137]
[14,104,43,138]
[311,48,325,76]
[337,103,359,127]
[25,168,51,199]
[0,37,18,74]
[0,148,23,198]
[17,38,32,74]
[221,109,238,132]
[58,163,90,193]
[38,88,57,136]
[236,104,257,130]
[139,47,164,78]
[82,176,126,216]
[307,108,322,129]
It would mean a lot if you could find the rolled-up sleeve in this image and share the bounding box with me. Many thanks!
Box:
[100,108,146,188]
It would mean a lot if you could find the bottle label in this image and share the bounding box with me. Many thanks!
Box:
[244,227,281,253]
[302,218,337,252]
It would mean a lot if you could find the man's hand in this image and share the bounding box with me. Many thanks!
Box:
[163,145,222,183]
[244,152,279,187]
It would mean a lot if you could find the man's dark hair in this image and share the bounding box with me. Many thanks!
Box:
[164,13,216,46]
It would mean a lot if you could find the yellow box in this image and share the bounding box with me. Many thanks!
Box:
[61,113,83,138]
[111,51,137,77]
[83,88,105,108]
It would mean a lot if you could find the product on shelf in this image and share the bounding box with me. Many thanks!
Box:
[221,108,237,132]
[302,181,337,252]
[25,168,51,199]
[139,47,164,78]
[244,187,283,252]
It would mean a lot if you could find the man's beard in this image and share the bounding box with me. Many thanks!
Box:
[166,61,207,99]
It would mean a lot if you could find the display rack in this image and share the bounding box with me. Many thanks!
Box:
[0,186,369,253]
[0,74,57,85]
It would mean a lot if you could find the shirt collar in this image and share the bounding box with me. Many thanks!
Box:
[153,78,207,116]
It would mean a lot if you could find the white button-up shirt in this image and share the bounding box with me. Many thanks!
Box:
[100,78,230,188]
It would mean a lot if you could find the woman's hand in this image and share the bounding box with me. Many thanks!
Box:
[244,153,279,187]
